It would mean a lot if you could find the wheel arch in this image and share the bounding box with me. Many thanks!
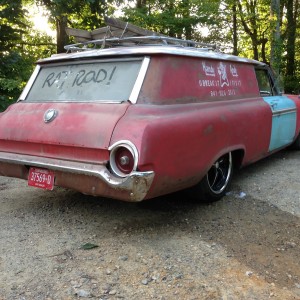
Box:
[231,149,245,170]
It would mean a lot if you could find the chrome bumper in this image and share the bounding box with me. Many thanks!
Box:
[0,151,154,201]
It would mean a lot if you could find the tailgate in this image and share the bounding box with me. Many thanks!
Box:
[0,102,129,161]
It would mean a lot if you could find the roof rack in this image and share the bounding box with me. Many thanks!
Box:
[65,17,216,52]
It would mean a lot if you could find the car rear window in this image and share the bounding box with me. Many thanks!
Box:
[25,59,143,102]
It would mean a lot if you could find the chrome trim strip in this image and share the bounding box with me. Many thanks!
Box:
[38,57,144,67]
[18,65,41,101]
[38,46,264,66]
[25,100,124,104]
[129,57,150,104]
[0,151,154,201]
[272,108,297,117]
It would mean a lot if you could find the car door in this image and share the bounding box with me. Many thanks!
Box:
[255,67,297,152]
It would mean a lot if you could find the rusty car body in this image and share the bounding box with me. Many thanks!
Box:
[0,23,299,202]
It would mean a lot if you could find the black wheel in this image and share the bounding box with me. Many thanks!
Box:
[290,134,300,150]
[190,152,233,202]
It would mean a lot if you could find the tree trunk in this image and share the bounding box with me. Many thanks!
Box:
[183,0,192,40]
[260,37,269,64]
[270,0,282,75]
[252,41,259,61]
[136,0,147,9]
[56,16,68,54]
[237,0,260,60]
[232,2,238,55]
[286,0,297,77]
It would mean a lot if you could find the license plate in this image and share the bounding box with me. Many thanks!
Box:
[28,167,55,190]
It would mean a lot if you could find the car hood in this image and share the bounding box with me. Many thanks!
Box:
[0,102,130,161]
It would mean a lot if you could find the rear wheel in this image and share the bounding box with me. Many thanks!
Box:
[190,152,233,202]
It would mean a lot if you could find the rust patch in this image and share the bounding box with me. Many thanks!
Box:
[203,124,213,135]
[220,115,227,122]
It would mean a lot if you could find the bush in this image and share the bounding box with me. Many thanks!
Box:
[284,75,300,94]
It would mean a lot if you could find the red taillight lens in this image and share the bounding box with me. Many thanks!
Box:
[109,141,138,177]
[114,147,134,175]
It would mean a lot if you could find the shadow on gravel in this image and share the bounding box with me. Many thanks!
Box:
[196,196,300,289]
[34,186,300,289]
[0,182,7,191]
[138,192,300,289]
[49,183,300,290]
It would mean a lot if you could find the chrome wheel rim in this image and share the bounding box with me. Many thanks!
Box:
[206,152,232,194]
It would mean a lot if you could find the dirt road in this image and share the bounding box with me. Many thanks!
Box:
[0,149,300,299]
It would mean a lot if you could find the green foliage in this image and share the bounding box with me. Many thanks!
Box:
[0,1,26,50]
[0,52,30,111]
[284,75,300,94]
[0,1,28,111]
[122,0,220,40]
[0,1,55,111]
[36,0,116,52]
[36,0,116,30]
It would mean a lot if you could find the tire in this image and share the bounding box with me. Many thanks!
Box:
[190,152,233,202]
[291,134,300,150]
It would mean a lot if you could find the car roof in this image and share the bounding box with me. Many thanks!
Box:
[38,45,265,67]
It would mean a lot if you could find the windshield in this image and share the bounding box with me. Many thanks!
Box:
[25,59,143,102]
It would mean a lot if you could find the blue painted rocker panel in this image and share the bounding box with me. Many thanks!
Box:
[263,96,297,151]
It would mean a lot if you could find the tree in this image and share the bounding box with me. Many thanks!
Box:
[284,0,299,93]
[270,0,282,75]
[0,1,29,110]
[0,1,55,111]
[237,0,269,61]
[121,0,220,41]
[232,1,238,55]
[37,0,116,53]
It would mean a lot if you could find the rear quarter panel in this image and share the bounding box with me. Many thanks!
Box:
[111,55,275,198]
[111,100,272,199]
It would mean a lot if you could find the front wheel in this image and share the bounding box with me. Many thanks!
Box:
[290,134,300,150]
[190,152,233,202]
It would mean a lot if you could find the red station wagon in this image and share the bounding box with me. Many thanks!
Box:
[0,20,299,202]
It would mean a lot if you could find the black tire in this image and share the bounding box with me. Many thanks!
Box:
[190,152,233,202]
[290,134,300,150]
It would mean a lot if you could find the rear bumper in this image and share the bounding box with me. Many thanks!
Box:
[0,151,154,202]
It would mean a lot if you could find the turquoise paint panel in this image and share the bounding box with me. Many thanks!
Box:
[263,96,296,151]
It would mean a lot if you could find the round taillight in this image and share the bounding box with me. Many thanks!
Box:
[109,141,138,177]
[115,147,134,174]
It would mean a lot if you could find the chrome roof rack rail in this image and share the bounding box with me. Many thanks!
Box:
[64,17,217,52]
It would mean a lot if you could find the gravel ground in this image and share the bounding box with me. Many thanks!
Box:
[0,149,300,300]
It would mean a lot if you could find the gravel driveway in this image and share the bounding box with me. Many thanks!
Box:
[0,149,299,300]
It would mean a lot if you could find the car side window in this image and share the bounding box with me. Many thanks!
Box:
[255,69,274,97]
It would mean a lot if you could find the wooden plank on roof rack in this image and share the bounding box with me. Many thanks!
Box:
[65,18,217,51]
[66,17,164,44]
[66,26,115,42]
[90,27,111,40]
[104,16,160,37]
[65,28,92,42]
[108,27,129,37]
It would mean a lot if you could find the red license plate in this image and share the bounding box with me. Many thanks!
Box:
[28,167,55,190]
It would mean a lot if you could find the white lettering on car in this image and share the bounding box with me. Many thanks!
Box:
[199,61,243,98]
[217,62,229,87]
